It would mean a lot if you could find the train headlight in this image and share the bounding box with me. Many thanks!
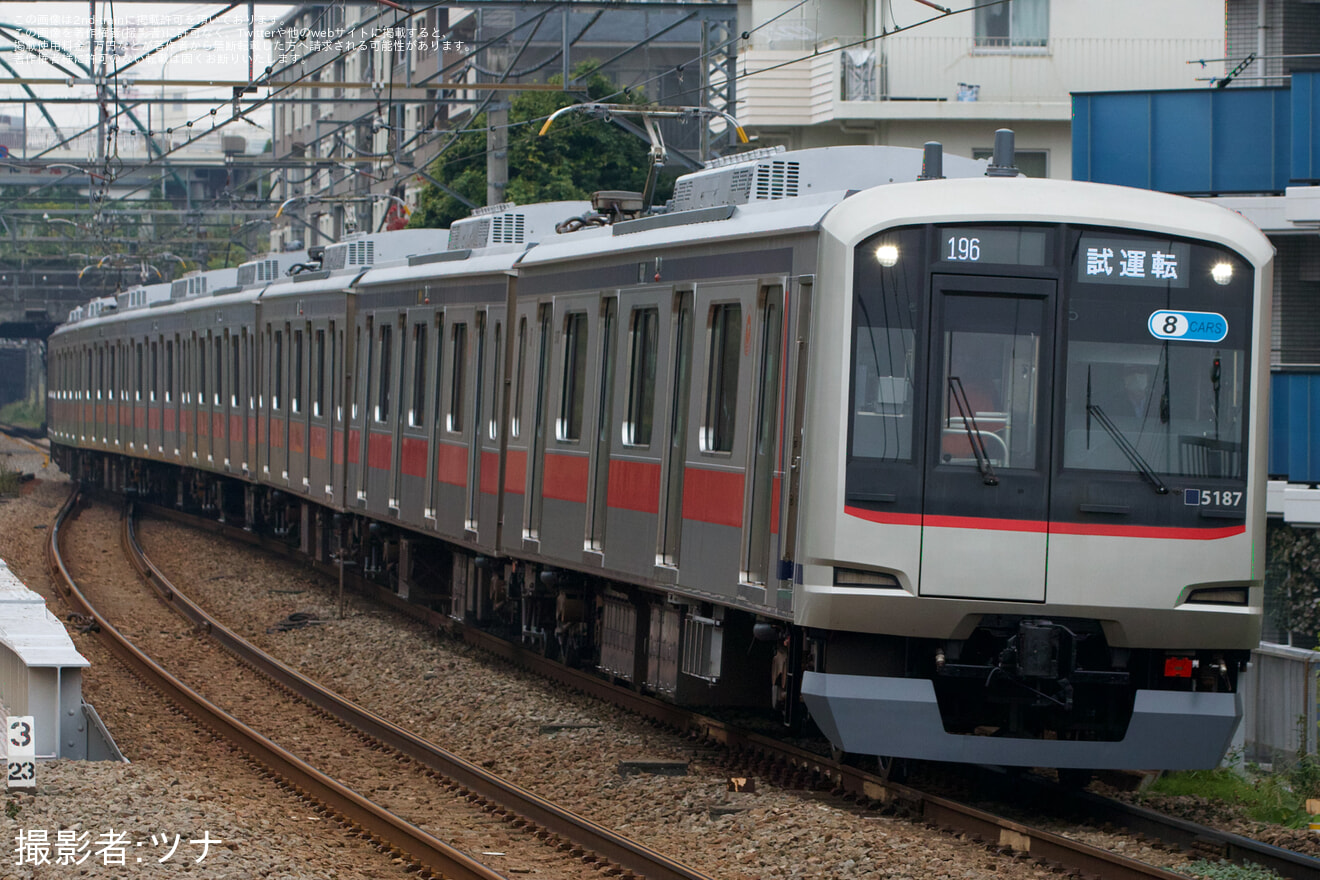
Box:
[1210,262,1234,286]
[874,244,899,267]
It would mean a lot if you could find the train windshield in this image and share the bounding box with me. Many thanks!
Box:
[1061,232,1251,480]
[846,224,1255,511]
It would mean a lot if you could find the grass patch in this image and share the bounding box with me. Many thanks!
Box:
[1147,751,1320,828]
[0,464,20,496]
[1176,859,1284,880]
[0,398,43,430]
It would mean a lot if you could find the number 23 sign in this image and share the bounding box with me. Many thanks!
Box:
[8,716,35,789]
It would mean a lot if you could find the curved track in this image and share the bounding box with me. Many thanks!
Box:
[53,487,719,880]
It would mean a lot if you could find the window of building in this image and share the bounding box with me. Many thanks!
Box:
[974,0,1048,50]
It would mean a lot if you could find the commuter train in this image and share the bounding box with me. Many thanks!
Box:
[47,134,1271,771]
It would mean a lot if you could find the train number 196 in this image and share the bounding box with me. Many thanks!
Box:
[946,236,981,262]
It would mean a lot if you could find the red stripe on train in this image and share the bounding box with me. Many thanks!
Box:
[682,468,744,528]
[543,452,589,503]
[400,435,428,477]
[367,431,390,470]
[347,429,360,465]
[843,505,1245,539]
[480,450,500,495]
[437,441,466,486]
[607,459,661,514]
[289,420,305,454]
[504,448,527,494]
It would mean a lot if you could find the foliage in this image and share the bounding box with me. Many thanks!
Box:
[0,399,43,430]
[0,463,20,496]
[409,64,671,230]
[1176,860,1283,880]
[1147,742,1320,829]
[1266,519,1320,641]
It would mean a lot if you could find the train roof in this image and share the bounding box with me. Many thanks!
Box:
[820,176,1276,265]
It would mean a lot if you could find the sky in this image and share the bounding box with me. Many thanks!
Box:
[0,2,292,139]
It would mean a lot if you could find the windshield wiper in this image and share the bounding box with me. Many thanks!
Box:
[948,376,998,486]
[1086,404,1169,495]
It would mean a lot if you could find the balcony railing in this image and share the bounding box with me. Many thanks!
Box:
[738,36,1224,126]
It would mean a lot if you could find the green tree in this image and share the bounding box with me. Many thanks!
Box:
[410,65,667,229]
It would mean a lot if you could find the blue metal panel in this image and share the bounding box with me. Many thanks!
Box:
[1075,93,1151,187]
[1151,91,1213,192]
[1072,88,1291,194]
[1292,72,1320,183]
[1212,89,1284,193]
[1270,372,1320,483]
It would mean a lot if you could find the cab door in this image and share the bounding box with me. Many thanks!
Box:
[920,275,1055,602]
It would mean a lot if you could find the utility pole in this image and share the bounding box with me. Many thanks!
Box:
[486,100,508,207]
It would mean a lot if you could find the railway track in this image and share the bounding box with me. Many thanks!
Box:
[49,487,718,880]
[128,496,1320,880]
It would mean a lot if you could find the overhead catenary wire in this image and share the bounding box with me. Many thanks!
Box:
[0,0,1003,262]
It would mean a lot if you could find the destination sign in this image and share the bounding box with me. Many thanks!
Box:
[937,227,1048,267]
[1077,237,1190,288]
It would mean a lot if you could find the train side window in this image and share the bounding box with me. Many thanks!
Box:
[232,337,241,408]
[293,329,304,415]
[151,343,159,402]
[108,347,115,401]
[431,315,445,432]
[488,322,502,441]
[96,349,103,400]
[353,327,362,420]
[558,312,588,442]
[198,335,207,404]
[165,340,174,403]
[702,303,741,453]
[376,324,391,422]
[273,330,283,411]
[409,324,427,427]
[448,322,467,433]
[314,330,326,417]
[214,337,223,406]
[136,343,144,402]
[512,317,526,439]
[625,307,659,446]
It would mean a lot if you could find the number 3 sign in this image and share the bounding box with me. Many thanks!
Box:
[7,716,35,789]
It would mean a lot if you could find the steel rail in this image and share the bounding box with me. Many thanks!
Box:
[134,500,1320,880]
[46,487,507,880]
[123,502,717,880]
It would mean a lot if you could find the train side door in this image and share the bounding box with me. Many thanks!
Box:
[920,275,1056,602]
[743,283,785,590]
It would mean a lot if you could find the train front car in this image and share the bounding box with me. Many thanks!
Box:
[799,177,1272,770]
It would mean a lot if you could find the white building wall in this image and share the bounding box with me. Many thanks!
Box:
[736,0,1227,176]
